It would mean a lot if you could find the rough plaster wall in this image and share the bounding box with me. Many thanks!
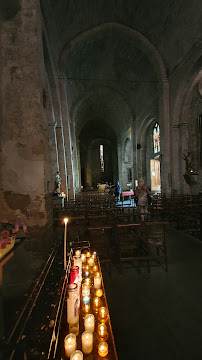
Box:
[0,0,51,227]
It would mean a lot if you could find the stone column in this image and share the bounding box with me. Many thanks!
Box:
[131,118,137,188]
[58,74,75,199]
[0,0,51,227]
[159,79,171,194]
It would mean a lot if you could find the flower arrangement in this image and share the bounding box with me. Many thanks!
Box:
[0,219,27,249]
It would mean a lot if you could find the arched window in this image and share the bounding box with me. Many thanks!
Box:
[153,123,160,154]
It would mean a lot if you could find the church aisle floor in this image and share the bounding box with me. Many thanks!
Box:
[102,226,202,360]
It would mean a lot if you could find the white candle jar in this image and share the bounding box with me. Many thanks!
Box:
[64,333,76,358]
[84,314,95,333]
[81,331,93,354]
[70,350,83,360]
[75,249,81,257]
[67,283,79,325]
[82,283,90,297]
[81,253,86,263]
[87,257,94,267]
[94,276,101,289]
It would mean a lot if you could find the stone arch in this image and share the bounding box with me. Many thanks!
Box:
[171,43,202,193]
[58,22,167,81]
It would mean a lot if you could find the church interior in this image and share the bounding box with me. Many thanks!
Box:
[0,1,201,359]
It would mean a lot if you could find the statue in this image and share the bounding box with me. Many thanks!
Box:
[55,171,61,194]
[182,151,197,186]
[182,151,193,173]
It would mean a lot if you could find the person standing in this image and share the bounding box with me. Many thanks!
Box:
[114,181,121,201]
[135,178,150,221]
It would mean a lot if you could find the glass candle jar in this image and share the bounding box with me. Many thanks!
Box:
[97,323,108,340]
[73,255,82,281]
[93,296,101,309]
[95,288,103,298]
[87,257,94,267]
[86,251,91,258]
[75,249,81,257]
[82,283,90,297]
[67,283,79,325]
[81,253,86,263]
[70,350,83,360]
[94,276,101,289]
[98,341,108,357]
[82,302,91,313]
[98,307,108,322]
[70,266,79,284]
[84,314,95,333]
[93,264,98,272]
[64,333,76,358]
[81,331,93,354]
[85,278,91,287]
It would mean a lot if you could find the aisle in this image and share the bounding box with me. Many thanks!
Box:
[102,227,202,360]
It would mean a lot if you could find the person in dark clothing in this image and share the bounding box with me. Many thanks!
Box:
[114,181,121,201]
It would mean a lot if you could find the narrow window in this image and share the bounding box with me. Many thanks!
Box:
[100,145,104,172]
[153,123,160,154]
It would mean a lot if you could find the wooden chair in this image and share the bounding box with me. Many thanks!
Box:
[116,223,141,271]
[141,221,169,272]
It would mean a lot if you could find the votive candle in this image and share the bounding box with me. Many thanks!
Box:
[98,307,108,321]
[82,283,90,297]
[98,341,108,357]
[86,251,91,258]
[75,249,81,257]
[95,288,103,297]
[93,264,98,272]
[87,257,94,266]
[94,276,101,289]
[97,323,108,340]
[84,314,95,333]
[81,331,93,354]
[81,253,86,263]
[64,333,76,358]
[70,350,83,360]
[93,296,101,309]
[85,278,91,287]
[82,302,90,313]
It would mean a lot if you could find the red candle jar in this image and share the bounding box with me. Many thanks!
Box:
[70,266,79,284]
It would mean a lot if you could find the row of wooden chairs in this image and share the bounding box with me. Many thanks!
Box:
[63,220,168,273]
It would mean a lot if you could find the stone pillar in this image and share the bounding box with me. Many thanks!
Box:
[0,0,51,227]
[58,74,75,199]
[159,79,171,194]
[117,137,123,185]
[131,118,137,187]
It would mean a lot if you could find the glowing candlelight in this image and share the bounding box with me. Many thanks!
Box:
[93,296,101,309]
[98,307,108,321]
[82,283,90,297]
[84,314,95,333]
[75,249,81,257]
[93,264,98,272]
[81,253,86,263]
[98,341,108,357]
[85,278,91,286]
[81,331,93,354]
[82,302,90,313]
[97,324,108,340]
[87,257,94,266]
[64,218,68,270]
[94,276,101,289]
[86,251,91,258]
[64,333,76,358]
[95,288,103,297]
[70,350,83,360]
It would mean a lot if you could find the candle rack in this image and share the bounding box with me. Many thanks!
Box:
[48,242,118,359]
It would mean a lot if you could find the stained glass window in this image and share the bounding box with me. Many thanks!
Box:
[100,145,104,172]
[153,123,160,154]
